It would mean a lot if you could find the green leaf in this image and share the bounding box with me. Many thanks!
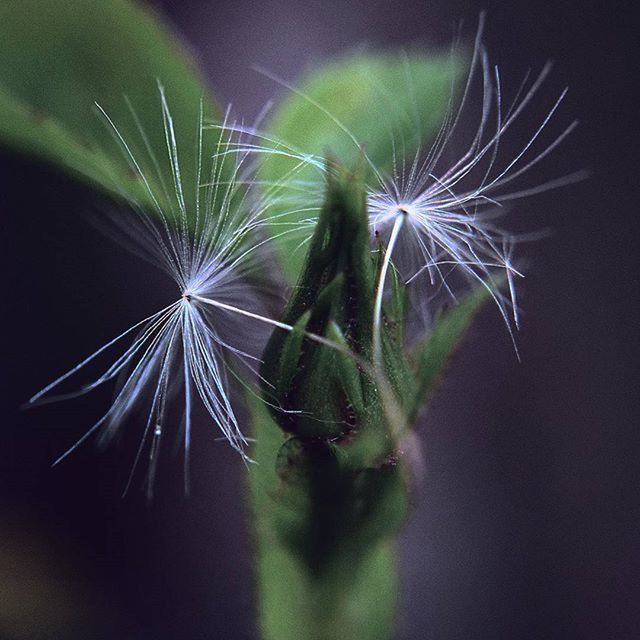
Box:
[408,286,492,424]
[260,52,458,280]
[0,0,217,210]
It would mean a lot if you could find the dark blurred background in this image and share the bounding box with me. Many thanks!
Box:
[1,1,638,638]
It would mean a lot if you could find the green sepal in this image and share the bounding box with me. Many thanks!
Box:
[326,322,365,416]
[276,310,311,399]
[407,285,493,424]
[271,435,408,577]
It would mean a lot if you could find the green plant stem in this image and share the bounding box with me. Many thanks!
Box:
[248,398,400,640]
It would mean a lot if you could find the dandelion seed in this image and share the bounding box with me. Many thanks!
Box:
[28,87,305,494]
[366,17,582,354]
[240,15,581,360]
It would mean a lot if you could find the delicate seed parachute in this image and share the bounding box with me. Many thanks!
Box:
[28,88,305,494]
[227,15,582,356]
[365,18,581,355]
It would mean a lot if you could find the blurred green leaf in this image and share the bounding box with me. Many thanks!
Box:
[0,0,217,210]
[261,52,458,280]
[408,286,492,424]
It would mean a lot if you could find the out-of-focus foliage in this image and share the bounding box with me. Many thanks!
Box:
[0,0,218,211]
[261,53,457,280]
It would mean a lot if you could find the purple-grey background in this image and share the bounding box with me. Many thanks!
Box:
[1,1,638,638]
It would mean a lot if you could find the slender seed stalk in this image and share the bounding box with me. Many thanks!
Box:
[373,211,405,368]
[190,293,349,354]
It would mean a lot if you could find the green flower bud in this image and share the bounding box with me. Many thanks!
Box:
[261,163,386,449]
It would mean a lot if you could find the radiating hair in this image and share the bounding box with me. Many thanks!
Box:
[28,87,302,495]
